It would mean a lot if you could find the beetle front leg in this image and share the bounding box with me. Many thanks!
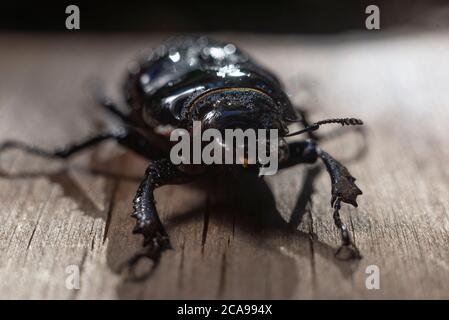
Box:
[281,140,362,259]
[124,159,194,278]
[317,149,362,259]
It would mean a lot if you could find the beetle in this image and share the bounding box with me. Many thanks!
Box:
[0,36,364,271]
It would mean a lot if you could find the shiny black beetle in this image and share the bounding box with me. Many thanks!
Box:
[1,36,364,269]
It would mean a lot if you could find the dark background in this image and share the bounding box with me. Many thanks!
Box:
[0,0,447,34]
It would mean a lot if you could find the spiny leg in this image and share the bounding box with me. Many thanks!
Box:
[280,140,362,259]
[318,149,362,259]
[123,159,195,279]
[318,149,362,209]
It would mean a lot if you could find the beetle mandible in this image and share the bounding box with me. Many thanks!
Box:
[1,36,364,270]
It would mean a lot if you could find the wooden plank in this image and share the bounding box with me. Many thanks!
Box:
[0,32,448,299]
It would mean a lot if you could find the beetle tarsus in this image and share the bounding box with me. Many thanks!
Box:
[332,198,361,260]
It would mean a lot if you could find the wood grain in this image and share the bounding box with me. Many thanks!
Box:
[0,31,448,299]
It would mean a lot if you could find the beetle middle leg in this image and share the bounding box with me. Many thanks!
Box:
[0,132,121,159]
[281,139,362,259]
[0,127,165,161]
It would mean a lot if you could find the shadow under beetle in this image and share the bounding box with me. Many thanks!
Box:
[0,36,364,273]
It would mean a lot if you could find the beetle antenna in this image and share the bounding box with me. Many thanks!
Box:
[285,118,363,137]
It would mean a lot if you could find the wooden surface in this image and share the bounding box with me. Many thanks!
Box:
[1,31,449,299]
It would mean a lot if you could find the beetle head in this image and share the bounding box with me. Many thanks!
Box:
[189,88,287,134]
[188,88,289,172]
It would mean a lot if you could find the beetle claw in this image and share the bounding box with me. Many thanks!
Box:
[120,234,172,282]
